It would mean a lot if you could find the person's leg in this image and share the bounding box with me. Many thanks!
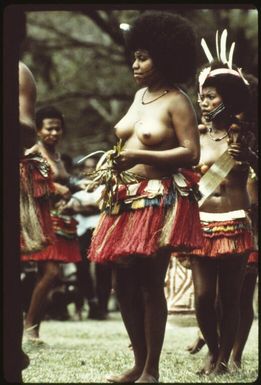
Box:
[95,263,112,318]
[24,261,60,339]
[77,232,96,299]
[231,266,257,369]
[77,231,105,319]
[108,260,147,383]
[211,254,248,375]
[191,257,219,374]
[135,250,171,383]
[186,328,206,354]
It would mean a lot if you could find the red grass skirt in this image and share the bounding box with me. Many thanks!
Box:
[190,210,254,259]
[20,154,55,254]
[22,211,81,262]
[88,170,203,264]
[21,234,81,262]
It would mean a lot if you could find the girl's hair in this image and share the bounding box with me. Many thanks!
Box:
[199,61,250,115]
[36,106,65,130]
[126,11,198,85]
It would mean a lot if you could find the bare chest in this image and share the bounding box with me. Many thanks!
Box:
[199,134,228,167]
[115,101,175,147]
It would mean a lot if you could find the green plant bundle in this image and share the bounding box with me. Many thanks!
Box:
[83,140,142,212]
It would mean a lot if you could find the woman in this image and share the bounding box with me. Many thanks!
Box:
[189,31,255,376]
[88,11,202,383]
[186,74,259,370]
[21,106,81,342]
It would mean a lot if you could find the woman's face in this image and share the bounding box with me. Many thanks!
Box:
[37,118,63,146]
[132,49,160,86]
[198,86,223,119]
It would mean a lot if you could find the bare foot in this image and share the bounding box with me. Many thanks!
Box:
[135,374,159,383]
[230,359,241,372]
[210,361,229,376]
[24,324,39,339]
[196,352,217,375]
[23,325,45,345]
[186,337,206,354]
[107,368,142,383]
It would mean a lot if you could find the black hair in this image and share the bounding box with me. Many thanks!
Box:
[125,11,198,85]
[200,61,250,115]
[36,106,65,130]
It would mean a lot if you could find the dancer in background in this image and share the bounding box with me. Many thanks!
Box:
[186,73,258,370]
[187,30,255,376]
[22,106,81,342]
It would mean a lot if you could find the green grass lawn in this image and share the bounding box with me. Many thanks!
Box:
[22,311,258,383]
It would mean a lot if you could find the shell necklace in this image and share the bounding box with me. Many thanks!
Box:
[38,141,61,162]
[207,127,228,142]
[141,88,169,105]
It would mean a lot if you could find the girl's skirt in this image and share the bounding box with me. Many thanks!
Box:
[20,153,54,254]
[189,210,254,258]
[88,169,203,264]
[21,210,82,263]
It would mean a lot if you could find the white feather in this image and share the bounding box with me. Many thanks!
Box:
[228,42,235,69]
[238,68,249,85]
[198,67,211,94]
[220,29,228,64]
[201,38,214,63]
[215,30,220,60]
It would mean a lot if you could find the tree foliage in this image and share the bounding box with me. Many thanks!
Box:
[21,7,258,159]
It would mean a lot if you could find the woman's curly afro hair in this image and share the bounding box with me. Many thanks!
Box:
[126,11,198,85]
[200,61,250,115]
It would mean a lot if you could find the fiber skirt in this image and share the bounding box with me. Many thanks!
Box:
[189,210,254,259]
[20,153,55,254]
[21,211,81,263]
[88,170,203,264]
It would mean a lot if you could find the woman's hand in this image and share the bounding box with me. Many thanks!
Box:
[227,142,247,161]
[227,131,251,164]
[53,182,71,200]
[113,149,138,172]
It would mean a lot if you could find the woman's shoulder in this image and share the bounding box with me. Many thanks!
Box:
[24,143,40,156]
[167,87,194,113]
[171,86,191,99]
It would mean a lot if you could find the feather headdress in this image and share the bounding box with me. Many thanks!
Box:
[199,29,249,93]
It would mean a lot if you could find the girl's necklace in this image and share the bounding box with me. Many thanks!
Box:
[141,88,169,105]
[38,141,61,162]
[48,152,61,162]
[207,127,228,142]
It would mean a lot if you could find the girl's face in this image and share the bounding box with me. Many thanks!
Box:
[37,118,63,146]
[132,49,160,86]
[198,86,223,119]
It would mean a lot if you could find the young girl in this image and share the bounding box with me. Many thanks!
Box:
[189,31,255,376]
